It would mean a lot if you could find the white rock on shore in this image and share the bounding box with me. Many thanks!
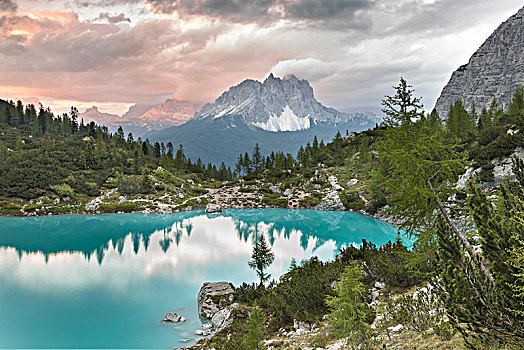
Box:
[205,203,222,214]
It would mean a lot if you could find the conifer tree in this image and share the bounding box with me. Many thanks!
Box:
[248,235,275,286]
[252,143,262,172]
[436,171,524,346]
[326,262,371,344]
[244,305,265,350]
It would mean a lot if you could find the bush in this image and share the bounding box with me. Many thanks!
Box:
[299,195,321,208]
[339,191,365,210]
[262,194,288,207]
[98,202,143,213]
[339,237,429,288]
[50,183,75,198]
[239,187,254,193]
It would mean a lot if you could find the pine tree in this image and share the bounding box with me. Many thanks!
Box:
[509,88,524,118]
[244,305,265,350]
[252,143,262,172]
[248,235,275,286]
[326,262,371,343]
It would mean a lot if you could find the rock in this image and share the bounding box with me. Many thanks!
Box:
[178,193,185,199]
[347,178,358,187]
[333,184,344,191]
[327,175,338,187]
[283,188,292,197]
[197,282,234,319]
[202,323,213,330]
[388,324,404,333]
[211,303,239,333]
[53,198,60,204]
[371,289,380,302]
[375,281,386,289]
[163,312,186,323]
[85,199,99,212]
[196,197,202,204]
[312,184,322,190]
[194,329,210,336]
[435,7,524,118]
[205,203,222,214]
[293,319,312,335]
[269,185,281,194]
[315,190,345,211]
[118,196,126,204]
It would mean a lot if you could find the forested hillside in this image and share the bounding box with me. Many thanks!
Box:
[0,99,232,201]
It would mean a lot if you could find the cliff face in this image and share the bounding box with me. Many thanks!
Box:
[434,7,524,118]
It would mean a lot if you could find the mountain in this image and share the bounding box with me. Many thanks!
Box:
[197,73,367,132]
[435,6,524,118]
[148,74,380,165]
[79,106,120,126]
[78,99,201,136]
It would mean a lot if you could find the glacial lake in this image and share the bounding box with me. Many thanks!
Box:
[0,209,401,349]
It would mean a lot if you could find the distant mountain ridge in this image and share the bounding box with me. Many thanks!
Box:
[148,74,380,165]
[435,6,524,118]
[78,99,202,136]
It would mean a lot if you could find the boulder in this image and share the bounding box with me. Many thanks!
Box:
[375,281,386,289]
[85,199,100,212]
[205,203,222,214]
[347,178,358,187]
[211,303,239,333]
[283,188,292,197]
[197,282,234,319]
[163,312,186,323]
[269,185,281,194]
[315,190,345,211]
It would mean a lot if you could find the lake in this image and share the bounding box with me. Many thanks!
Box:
[0,209,401,349]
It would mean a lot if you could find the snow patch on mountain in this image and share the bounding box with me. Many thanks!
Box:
[253,106,310,132]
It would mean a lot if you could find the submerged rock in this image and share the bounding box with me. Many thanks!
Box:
[205,203,222,214]
[163,312,186,323]
[197,282,234,319]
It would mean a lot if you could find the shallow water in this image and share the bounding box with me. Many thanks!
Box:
[0,209,401,349]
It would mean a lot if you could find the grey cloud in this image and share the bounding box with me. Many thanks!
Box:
[146,0,374,27]
[0,0,17,12]
[96,12,131,23]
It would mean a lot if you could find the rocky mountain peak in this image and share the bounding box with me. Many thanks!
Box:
[196,74,353,132]
[434,6,524,118]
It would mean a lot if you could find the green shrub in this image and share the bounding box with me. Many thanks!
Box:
[98,202,143,213]
[262,195,288,207]
[239,187,255,193]
[192,186,209,195]
[339,191,365,210]
[50,183,75,198]
[299,195,321,208]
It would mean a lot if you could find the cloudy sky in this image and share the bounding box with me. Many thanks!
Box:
[0,0,522,115]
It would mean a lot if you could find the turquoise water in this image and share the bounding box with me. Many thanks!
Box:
[0,209,401,349]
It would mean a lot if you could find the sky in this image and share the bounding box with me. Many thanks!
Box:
[0,0,522,115]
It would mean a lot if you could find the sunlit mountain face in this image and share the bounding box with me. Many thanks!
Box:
[0,209,400,348]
